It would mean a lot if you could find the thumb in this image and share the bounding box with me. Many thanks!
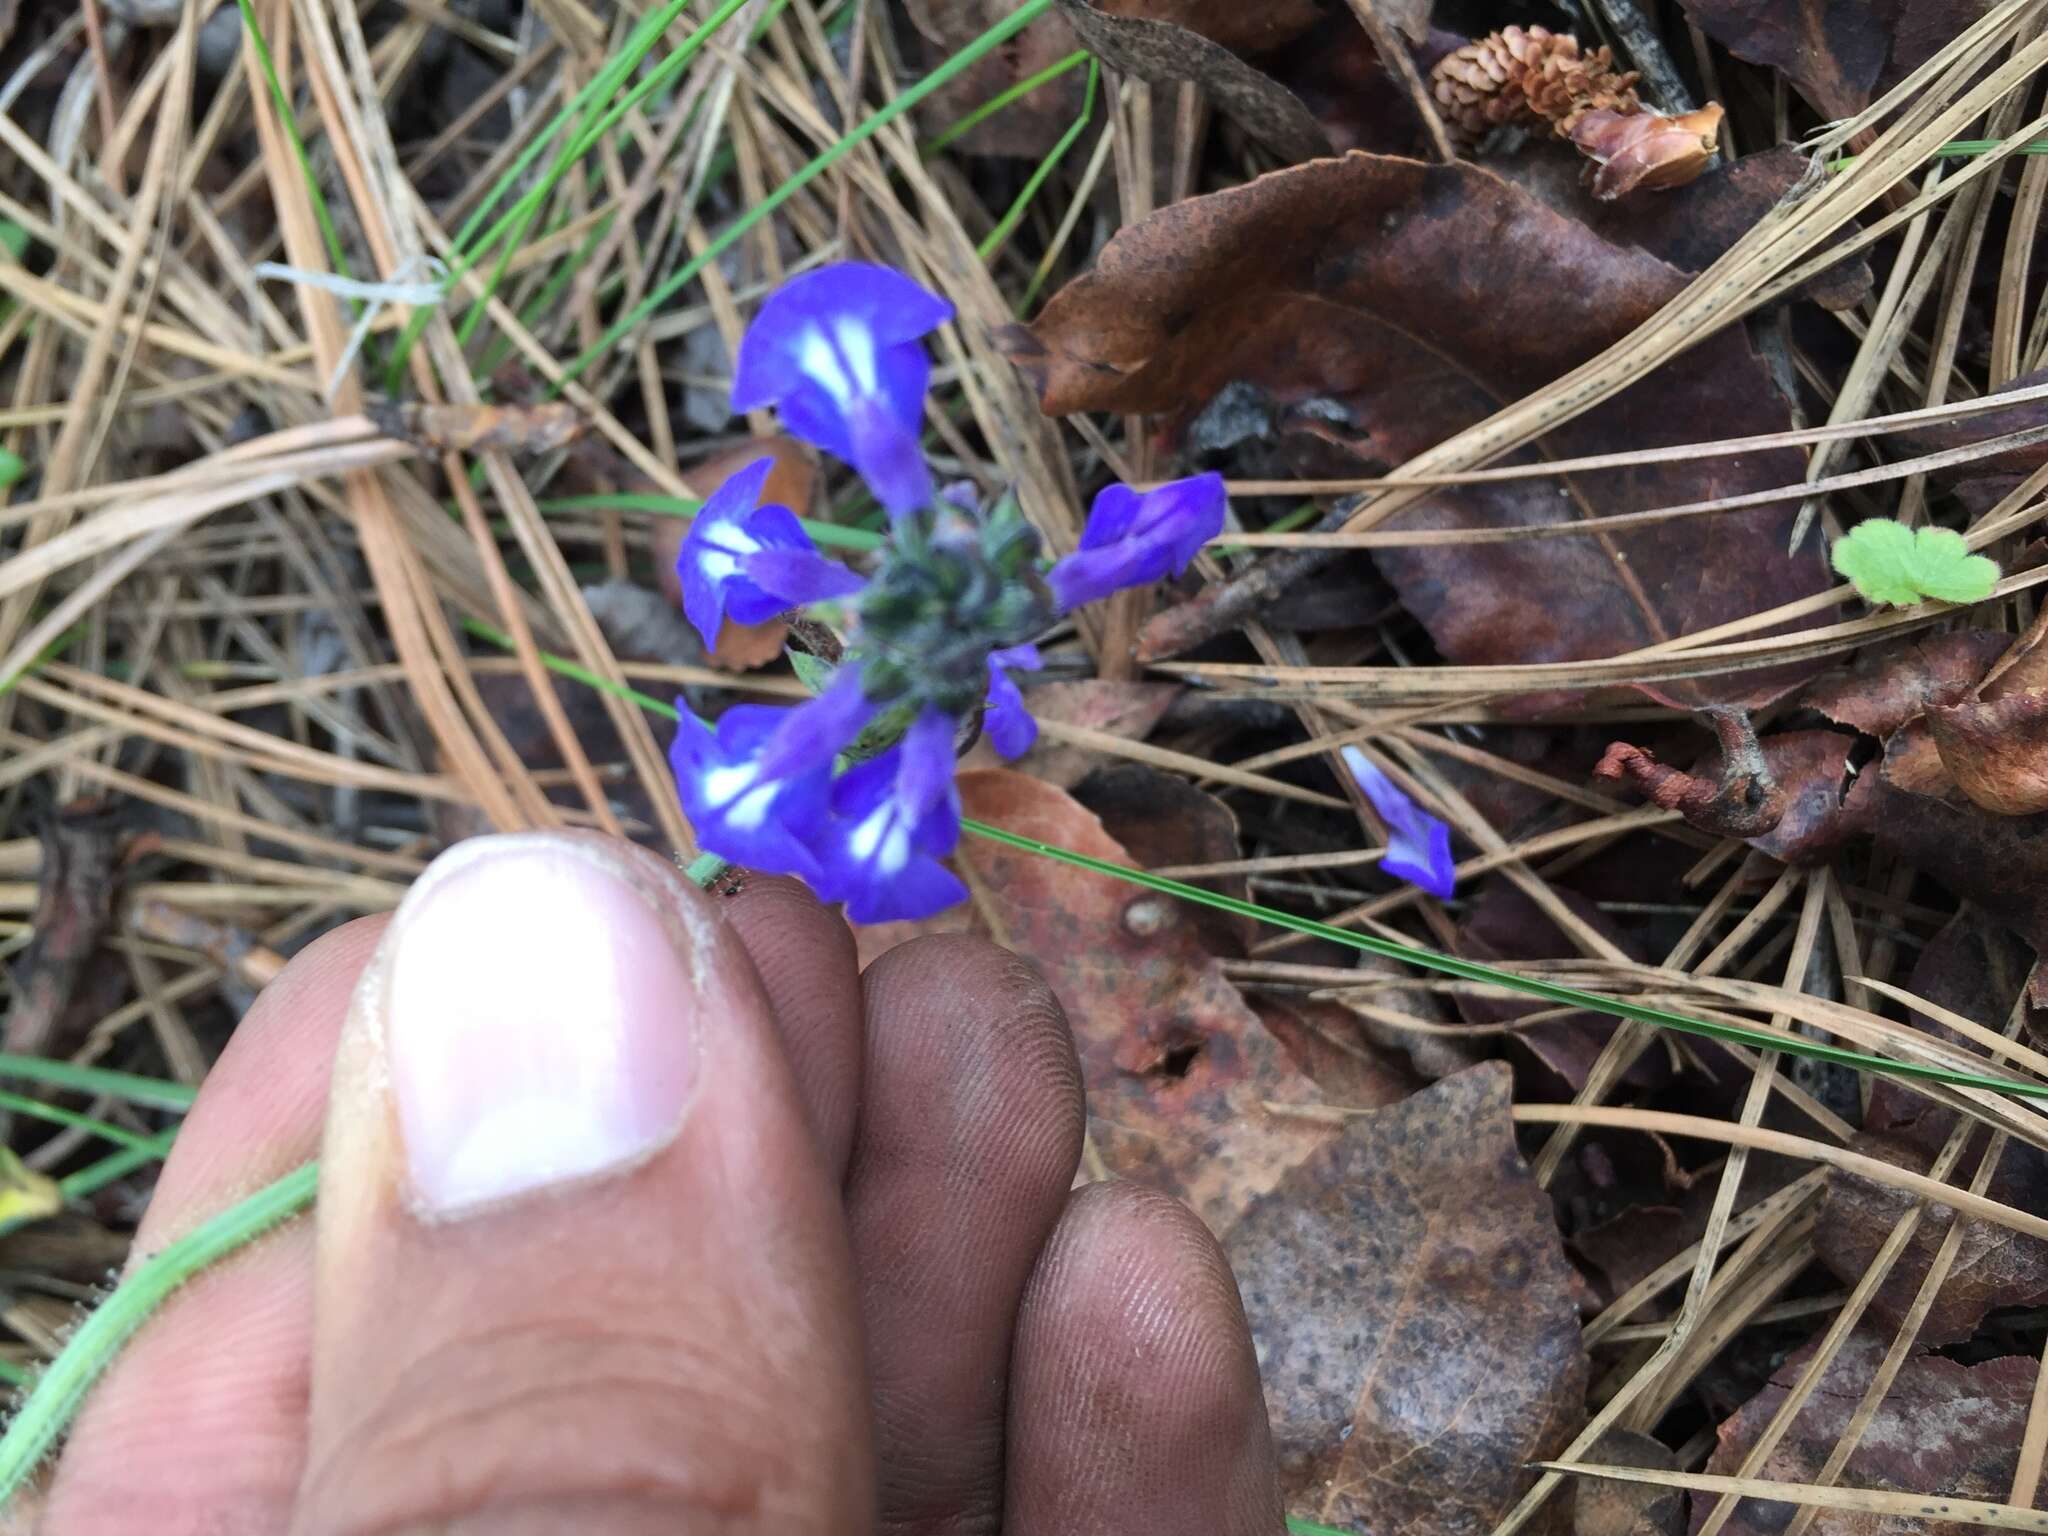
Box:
[290,832,871,1536]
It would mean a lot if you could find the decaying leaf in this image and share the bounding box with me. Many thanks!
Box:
[1703,1329,2036,1536]
[1678,0,1995,120]
[1568,104,1724,200]
[857,769,1333,1232]
[1071,762,1253,955]
[1800,630,2011,739]
[1573,1430,1683,1536]
[1009,152,1829,705]
[367,399,584,457]
[1051,0,1331,163]
[1225,1062,1588,1534]
[1096,0,1326,54]
[1249,992,1422,1107]
[1925,689,2048,816]
[5,799,130,1063]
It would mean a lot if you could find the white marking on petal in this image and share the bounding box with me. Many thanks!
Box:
[701,762,759,809]
[848,805,891,863]
[697,550,740,581]
[876,824,910,878]
[831,317,880,395]
[726,781,780,832]
[798,324,858,408]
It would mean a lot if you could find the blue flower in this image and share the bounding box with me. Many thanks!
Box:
[753,667,881,781]
[1341,746,1455,900]
[731,263,953,519]
[676,458,867,651]
[670,702,833,880]
[1047,472,1227,612]
[984,644,1042,759]
[812,706,967,923]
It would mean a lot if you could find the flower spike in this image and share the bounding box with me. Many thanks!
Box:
[731,263,953,519]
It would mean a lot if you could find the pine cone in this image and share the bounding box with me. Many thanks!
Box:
[1430,26,1642,147]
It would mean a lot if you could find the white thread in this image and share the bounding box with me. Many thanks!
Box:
[252,256,448,402]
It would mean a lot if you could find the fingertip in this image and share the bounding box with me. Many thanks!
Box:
[1006,1183,1283,1536]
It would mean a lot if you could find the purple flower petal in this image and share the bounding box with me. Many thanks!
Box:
[1048,472,1228,611]
[754,668,879,781]
[1341,746,1456,899]
[669,702,832,880]
[740,546,868,610]
[675,459,827,648]
[730,263,950,519]
[810,706,967,923]
[984,644,1042,759]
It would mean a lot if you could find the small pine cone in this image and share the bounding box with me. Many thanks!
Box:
[1430,25,1642,148]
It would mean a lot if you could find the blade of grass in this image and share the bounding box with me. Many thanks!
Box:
[923,47,1090,157]
[0,1056,195,1113]
[979,59,1099,263]
[556,0,1061,386]
[463,622,2048,1105]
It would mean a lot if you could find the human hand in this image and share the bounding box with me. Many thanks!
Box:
[45,831,1283,1534]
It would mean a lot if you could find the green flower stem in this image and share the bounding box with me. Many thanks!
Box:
[0,1160,318,1502]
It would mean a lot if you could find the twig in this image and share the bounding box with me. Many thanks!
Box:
[1341,0,1457,164]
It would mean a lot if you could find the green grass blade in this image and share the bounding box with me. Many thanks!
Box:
[556,0,1060,386]
[233,0,352,280]
[0,1056,196,1113]
[923,47,1090,157]
[979,59,1099,263]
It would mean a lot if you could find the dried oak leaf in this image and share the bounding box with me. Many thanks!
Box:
[1499,143,1870,309]
[6,799,131,1062]
[1052,0,1332,162]
[857,769,1333,1232]
[1892,362,2048,477]
[1095,0,1327,55]
[1601,726,1857,864]
[1926,689,2048,816]
[1008,152,1830,707]
[1799,630,2011,739]
[1071,762,1253,955]
[1677,0,1995,121]
[1249,992,1422,1107]
[1225,1062,1588,1535]
[1575,1430,1683,1536]
[1815,1129,2048,1347]
[1701,1329,2036,1536]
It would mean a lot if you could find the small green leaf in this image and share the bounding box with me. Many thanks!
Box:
[0,449,24,491]
[0,220,26,263]
[1831,519,2000,607]
[786,648,836,697]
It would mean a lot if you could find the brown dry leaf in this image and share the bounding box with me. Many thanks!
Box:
[1892,363,2048,477]
[1677,0,1995,120]
[1799,630,2011,739]
[1249,992,1422,1107]
[1225,1062,1588,1534]
[856,769,1333,1231]
[1052,0,1332,163]
[1568,104,1724,200]
[1008,153,1828,705]
[5,799,131,1062]
[1070,762,1253,954]
[366,399,583,457]
[1926,689,2048,816]
[1097,0,1327,54]
[1501,144,1870,309]
[1815,1130,2048,1347]
[1703,1329,2036,1536]
[1574,1430,1683,1536]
